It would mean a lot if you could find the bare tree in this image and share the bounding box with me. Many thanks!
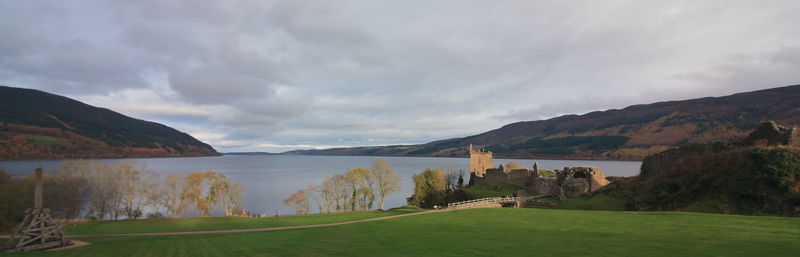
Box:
[116,161,157,219]
[318,176,337,213]
[83,160,120,220]
[144,174,167,217]
[329,174,351,212]
[163,173,189,218]
[50,161,247,220]
[305,183,322,213]
[48,169,88,220]
[283,189,309,214]
[216,180,244,216]
[441,165,464,191]
[369,159,401,210]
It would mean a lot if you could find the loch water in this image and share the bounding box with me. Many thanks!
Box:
[0,155,641,215]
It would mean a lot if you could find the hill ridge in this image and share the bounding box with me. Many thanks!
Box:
[286,84,800,160]
[0,85,220,160]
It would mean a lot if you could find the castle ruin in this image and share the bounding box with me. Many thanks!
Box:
[469,144,494,178]
[468,146,610,200]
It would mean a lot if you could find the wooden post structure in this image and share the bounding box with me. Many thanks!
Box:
[3,166,72,252]
[34,167,43,209]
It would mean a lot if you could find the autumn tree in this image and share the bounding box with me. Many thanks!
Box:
[289,161,402,214]
[283,189,309,214]
[369,159,401,210]
[345,168,373,211]
[5,161,246,221]
[409,168,446,208]
[183,171,227,216]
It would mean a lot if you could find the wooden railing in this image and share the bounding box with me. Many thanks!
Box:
[447,196,521,209]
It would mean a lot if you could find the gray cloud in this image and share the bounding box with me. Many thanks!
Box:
[1,0,799,152]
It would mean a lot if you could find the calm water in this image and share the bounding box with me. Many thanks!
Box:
[0,155,641,215]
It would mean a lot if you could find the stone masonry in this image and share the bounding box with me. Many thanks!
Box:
[468,147,610,200]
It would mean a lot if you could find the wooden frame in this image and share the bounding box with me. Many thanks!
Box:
[3,167,72,252]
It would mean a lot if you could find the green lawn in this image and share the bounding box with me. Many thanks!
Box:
[3,208,798,256]
[62,210,416,235]
[533,193,627,211]
[462,182,529,198]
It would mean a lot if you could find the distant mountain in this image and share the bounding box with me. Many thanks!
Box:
[223,152,277,155]
[0,85,220,160]
[286,84,800,160]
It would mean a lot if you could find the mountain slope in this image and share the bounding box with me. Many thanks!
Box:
[0,85,220,160]
[286,84,800,160]
[601,121,800,216]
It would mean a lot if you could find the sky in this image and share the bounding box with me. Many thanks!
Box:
[1,1,799,153]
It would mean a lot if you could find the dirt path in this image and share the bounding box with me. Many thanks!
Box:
[47,240,90,251]
[0,209,450,239]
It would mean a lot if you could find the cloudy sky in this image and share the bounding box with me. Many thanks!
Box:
[1,1,799,152]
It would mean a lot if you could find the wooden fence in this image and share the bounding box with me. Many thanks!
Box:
[447,197,521,209]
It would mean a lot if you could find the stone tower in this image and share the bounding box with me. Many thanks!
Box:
[469,144,493,177]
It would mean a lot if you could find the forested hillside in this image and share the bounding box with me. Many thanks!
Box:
[0,86,219,159]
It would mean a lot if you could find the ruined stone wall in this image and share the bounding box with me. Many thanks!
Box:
[466,147,611,200]
[519,166,611,199]
[556,167,610,197]
[481,169,507,184]
[589,168,611,191]
[527,177,557,195]
[506,169,532,187]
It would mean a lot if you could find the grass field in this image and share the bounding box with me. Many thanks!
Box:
[461,182,528,198]
[26,135,67,147]
[534,193,628,211]
[62,209,416,235]
[3,208,798,256]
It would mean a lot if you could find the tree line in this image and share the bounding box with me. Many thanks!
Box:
[283,159,401,214]
[408,165,469,209]
[0,160,243,230]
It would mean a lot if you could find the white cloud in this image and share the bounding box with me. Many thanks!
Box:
[1,0,799,153]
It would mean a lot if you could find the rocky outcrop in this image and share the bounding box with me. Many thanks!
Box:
[738,121,799,147]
